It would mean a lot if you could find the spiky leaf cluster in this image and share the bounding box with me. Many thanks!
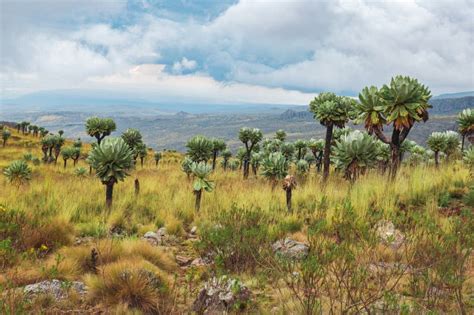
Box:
[85,117,116,142]
[86,137,133,184]
[260,152,289,181]
[186,135,213,163]
[191,162,215,192]
[457,108,474,136]
[3,160,32,186]
[427,132,447,153]
[333,130,378,171]
[309,92,354,128]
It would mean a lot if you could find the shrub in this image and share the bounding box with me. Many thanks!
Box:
[3,160,32,187]
[85,259,170,313]
[197,205,272,272]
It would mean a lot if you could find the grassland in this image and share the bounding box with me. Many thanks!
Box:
[1,128,473,314]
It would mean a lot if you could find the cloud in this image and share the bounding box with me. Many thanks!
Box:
[1,0,473,102]
[172,57,197,74]
[87,64,313,105]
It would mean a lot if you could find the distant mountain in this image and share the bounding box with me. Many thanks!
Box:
[279,109,313,120]
[430,96,473,115]
[433,91,474,99]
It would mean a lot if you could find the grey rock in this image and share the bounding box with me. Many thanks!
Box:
[272,238,309,259]
[375,220,405,250]
[192,276,251,314]
[24,280,87,300]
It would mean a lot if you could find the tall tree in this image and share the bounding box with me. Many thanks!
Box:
[239,128,263,179]
[154,152,162,167]
[211,138,227,170]
[355,76,431,178]
[85,117,116,145]
[87,137,133,207]
[294,140,307,160]
[309,93,354,182]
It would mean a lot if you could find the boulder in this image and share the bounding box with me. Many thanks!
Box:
[142,227,177,246]
[24,280,87,300]
[272,238,309,259]
[192,276,251,314]
[375,220,405,250]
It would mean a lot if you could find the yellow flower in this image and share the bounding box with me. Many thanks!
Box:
[40,244,48,251]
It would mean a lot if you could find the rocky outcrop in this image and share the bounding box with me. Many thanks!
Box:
[24,279,87,299]
[272,238,309,259]
[375,220,405,250]
[192,276,252,314]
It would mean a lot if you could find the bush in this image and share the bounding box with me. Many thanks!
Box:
[85,259,170,313]
[197,205,272,272]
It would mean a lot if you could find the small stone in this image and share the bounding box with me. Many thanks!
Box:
[176,255,193,266]
[272,238,309,259]
[190,226,198,234]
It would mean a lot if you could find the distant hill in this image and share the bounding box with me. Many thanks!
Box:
[433,91,474,99]
[429,96,473,115]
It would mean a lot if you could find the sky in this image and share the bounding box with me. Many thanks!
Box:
[1,0,473,106]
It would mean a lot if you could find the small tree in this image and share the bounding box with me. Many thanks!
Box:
[307,138,324,172]
[61,147,75,168]
[221,149,232,171]
[280,142,295,162]
[71,147,81,166]
[427,132,447,168]
[87,137,133,207]
[444,131,460,162]
[53,135,65,164]
[136,143,147,167]
[294,140,307,160]
[85,117,116,145]
[2,129,11,147]
[309,93,354,182]
[211,138,227,170]
[186,135,213,163]
[154,152,162,167]
[282,175,297,212]
[3,160,32,187]
[275,129,287,142]
[181,157,193,179]
[457,108,474,151]
[58,130,64,137]
[250,152,263,176]
[239,127,263,179]
[191,162,215,211]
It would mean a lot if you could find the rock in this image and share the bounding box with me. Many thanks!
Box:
[272,238,309,259]
[143,231,160,246]
[192,276,252,314]
[176,255,193,266]
[157,227,167,236]
[375,220,405,250]
[142,228,177,246]
[190,226,198,234]
[190,257,211,267]
[74,236,93,246]
[24,280,87,300]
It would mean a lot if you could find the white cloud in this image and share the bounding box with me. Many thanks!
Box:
[172,57,197,74]
[1,0,473,102]
[87,64,313,105]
